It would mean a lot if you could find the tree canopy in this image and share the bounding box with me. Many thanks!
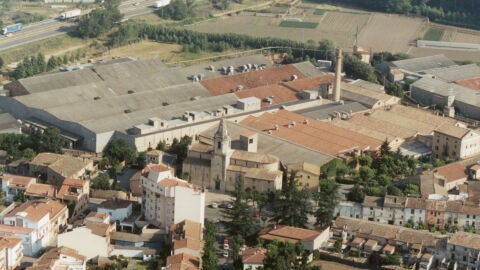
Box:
[77,0,123,38]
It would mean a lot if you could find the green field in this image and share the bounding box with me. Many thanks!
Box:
[313,9,326,15]
[423,27,444,41]
[279,21,319,29]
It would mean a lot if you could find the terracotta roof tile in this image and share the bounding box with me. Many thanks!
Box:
[98,199,131,210]
[57,178,86,200]
[456,77,480,91]
[0,224,34,234]
[281,74,334,92]
[5,199,66,222]
[25,183,56,197]
[200,65,307,96]
[435,162,468,183]
[405,197,426,209]
[434,125,472,139]
[259,225,320,243]
[170,220,203,241]
[166,253,200,268]
[158,178,191,188]
[449,231,480,249]
[242,247,266,264]
[235,84,300,107]
[0,236,22,249]
[241,110,382,156]
[2,174,35,187]
[173,238,201,251]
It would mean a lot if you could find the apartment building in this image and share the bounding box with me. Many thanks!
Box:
[142,164,205,228]
[447,232,480,270]
[432,125,480,160]
[1,174,36,203]
[56,178,90,219]
[2,199,68,256]
[0,236,23,270]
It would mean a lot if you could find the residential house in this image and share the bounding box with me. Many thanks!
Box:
[432,125,480,160]
[165,253,200,270]
[425,200,447,229]
[183,120,283,193]
[287,162,321,191]
[404,197,427,228]
[57,219,115,260]
[242,247,267,270]
[445,201,480,232]
[434,162,468,191]
[0,225,35,257]
[334,201,363,220]
[97,199,132,222]
[172,238,202,258]
[142,164,205,229]
[28,153,94,187]
[447,232,480,270]
[258,225,330,252]
[361,196,406,225]
[0,236,23,270]
[27,246,87,270]
[2,199,68,256]
[169,220,203,242]
[25,183,56,200]
[1,174,36,203]
[56,178,90,218]
[85,212,110,226]
[469,164,480,180]
[110,231,161,259]
[362,196,385,223]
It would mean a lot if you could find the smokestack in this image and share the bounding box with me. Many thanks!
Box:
[334,48,343,102]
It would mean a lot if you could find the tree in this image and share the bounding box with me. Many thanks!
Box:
[386,82,404,98]
[417,220,426,230]
[0,56,4,69]
[231,235,245,270]
[403,183,420,195]
[77,0,123,38]
[317,39,335,61]
[202,222,218,270]
[316,178,339,227]
[405,218,414,228]
[347,184,365,203]
[222,178,258,239]
[36,52,46,73]
[47,56,58,71]
[92,173,111,190]
[359,166,376,185]
[37,127,64,154]
[271,171,313,228]
[263,240,308,270]
[103,138,137,165]
[343,54,376,82]
[22,148,36,160]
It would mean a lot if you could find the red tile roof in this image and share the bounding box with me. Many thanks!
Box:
[456,77,480,91]
[57,178,86,200]
[435,162,468,183]
[242,247,267,264]
[281,74,334,92]
[25,183,56,197]
[5,199,66,222]
[259,225,320,243]
[241,110,382,156]
[2,174,35,187]
[0,236,22,249]
[235,84,300,107]
[200,65,307,96]
[0,224,34,234]
[158,178,191,188]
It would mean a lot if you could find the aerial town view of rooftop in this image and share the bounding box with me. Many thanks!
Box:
[0,0,479,269]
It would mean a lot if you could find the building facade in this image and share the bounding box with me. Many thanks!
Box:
[142,165,205,229]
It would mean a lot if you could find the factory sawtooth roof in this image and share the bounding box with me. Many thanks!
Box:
[420,64,480,82]
[411,77,480,107]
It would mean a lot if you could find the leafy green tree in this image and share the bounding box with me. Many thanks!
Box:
[231,235,245,270]
[0,56,4,69]
[317,39,335,61]
[272,171,313,228]
[417,220,426,230]
[347,184,364,203]
[92,173,111,190]
[405,218,414,228]
[36,127,64,154]
[386,82,404,98]
[403,183,420,195]
[263,240,308,270]
[36,52,46,73]
[222,178,258,239]
[103,138,136,165]
[386,185,403,196]
[63,54,69,64]
[22,148,36,160]
[316,178,339,227]
[359,166,376,185]
[202,221,218,270]
[343,54,376,82]
[77,0,123,38]
[47,56,58,71]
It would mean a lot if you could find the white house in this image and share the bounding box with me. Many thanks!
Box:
[334,201,363,219]
[446,232,480,270]
[57,221,114,260]
[142,164,205,229]
[28,246,87,270]
[242,247,266,270]
[404,197,427,227]
[0,236,23,270]
[1,174,36,203]
[97,199,132,222]
[2,199,68,256]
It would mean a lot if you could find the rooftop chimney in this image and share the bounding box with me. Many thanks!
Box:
[333,48,342,102]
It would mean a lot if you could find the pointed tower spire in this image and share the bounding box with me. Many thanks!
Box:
[215,118,229,139]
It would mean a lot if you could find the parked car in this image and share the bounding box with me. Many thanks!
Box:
[210,202,218,208]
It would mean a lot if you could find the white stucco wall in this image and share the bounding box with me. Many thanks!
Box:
[173,187,205,226]
[57,227,109,260]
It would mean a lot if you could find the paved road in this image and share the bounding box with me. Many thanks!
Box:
[0,0,158,51]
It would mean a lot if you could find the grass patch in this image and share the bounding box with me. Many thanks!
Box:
[423,27,444,41]
[314,9,326,15]
[279,20,319,29]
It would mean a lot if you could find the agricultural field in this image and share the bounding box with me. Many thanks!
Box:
[104,41,183,62]
[279,21,318,29]
[423,27,444,41]
[186,10,370,47]
[358,14,425,53]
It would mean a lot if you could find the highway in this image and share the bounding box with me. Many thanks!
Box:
[0,0,158,52]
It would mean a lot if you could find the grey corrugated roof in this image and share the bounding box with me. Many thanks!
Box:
[201,121,334,167]
[295,101,368,120]
[420,64,480,82]
[0,113,20,131]
[392,54,456,73]
[292,61,326,77]
[411,77,480,106]
[350,79,385,93]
